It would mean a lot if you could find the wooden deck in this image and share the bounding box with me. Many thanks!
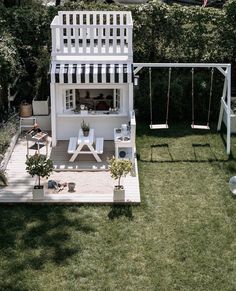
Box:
[52,140,114,171]
[0,135,141,204]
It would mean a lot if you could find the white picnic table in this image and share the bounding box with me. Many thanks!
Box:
[69,129,102,162]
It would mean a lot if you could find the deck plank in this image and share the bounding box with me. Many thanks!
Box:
[0,136,141,203]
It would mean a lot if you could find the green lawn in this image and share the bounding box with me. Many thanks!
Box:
[1,123,236,291]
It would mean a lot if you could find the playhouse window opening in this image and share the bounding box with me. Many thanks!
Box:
[63,88,121,113]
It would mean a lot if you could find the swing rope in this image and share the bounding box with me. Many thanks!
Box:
[165,67,172,126]
[191,67,214,130]
[206,68,214,127]
[149,67,171,129]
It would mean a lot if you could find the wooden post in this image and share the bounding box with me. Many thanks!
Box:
[227,64,231,155]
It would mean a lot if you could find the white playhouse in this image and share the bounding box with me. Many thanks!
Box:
[49,10,234,161]
[50,11,136,162]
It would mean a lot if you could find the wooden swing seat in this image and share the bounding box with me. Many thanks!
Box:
[150,124,169,129]
[191,124,210,130]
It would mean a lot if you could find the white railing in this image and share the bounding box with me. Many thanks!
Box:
[51,11,133,59]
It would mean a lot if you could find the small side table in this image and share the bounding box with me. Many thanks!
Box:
[26,132,48,157]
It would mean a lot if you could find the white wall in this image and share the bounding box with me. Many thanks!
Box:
[56,115,129,140]
[35,114,51,131]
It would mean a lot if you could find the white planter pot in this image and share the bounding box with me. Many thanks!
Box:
[113,187,125,202]
[33,186,44,200]
[32,97,49,116]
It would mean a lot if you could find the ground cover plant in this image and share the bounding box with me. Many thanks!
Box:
[0,123,236,290]
[0,115,18,157]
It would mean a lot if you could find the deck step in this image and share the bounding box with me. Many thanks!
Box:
[67,137,77,154]
[95,137,104,154]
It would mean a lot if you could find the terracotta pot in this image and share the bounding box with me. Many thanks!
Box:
[20,102,32,117]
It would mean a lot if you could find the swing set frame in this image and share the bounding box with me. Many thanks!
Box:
[133,63,232,155]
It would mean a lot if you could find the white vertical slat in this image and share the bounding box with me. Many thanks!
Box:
[97,14,103,54]
[72,14,76,52]
[68,64,73,84]
[101,64,106,83]
[60,28,64,54]
[75,28,79,54]
[127,28,132,56]
[82,27,87,54]
[51,63,56,83]
[110,64,115,84]
[67,27,71,54]
[120,12,124,25]
[93,64,98,84]
[90,26,94,54]
[59,64,64,84]
[85,64,90,84]
[113,27,117,55]
[85,12,88,25]
[105,27,109,54]
[127,64,132,83]
[79,13,83,54]
[92,14,96,54]
[77,64,81,84]
[120,28,124,54]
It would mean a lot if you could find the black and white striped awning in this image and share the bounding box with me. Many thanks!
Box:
[50,63,133,84]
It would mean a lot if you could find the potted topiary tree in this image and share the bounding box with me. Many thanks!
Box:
[81,119,90,136]
[108,157,132,202]
[25,154,54,199]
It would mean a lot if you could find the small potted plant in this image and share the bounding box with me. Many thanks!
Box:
[108,157,132,202]
[25,154,54,199]
[80,104,88,115]
[81,119,90,137]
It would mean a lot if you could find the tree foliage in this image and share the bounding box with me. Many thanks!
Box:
[0,0,236,121]
[108,157,132,188]
[25,154,54,187]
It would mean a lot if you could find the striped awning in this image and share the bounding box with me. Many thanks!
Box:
[50,63,133,84]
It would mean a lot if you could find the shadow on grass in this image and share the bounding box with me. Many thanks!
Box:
[0,205,95,273]
[108,204,133,220]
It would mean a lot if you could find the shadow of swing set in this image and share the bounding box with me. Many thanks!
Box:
[148,143,222,163]
[133,63,232,155]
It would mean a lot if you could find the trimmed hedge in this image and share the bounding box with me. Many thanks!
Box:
[0,0,236,121]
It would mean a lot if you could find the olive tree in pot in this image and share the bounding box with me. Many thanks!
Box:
[25,154,54,199]
[108,157,132,202]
